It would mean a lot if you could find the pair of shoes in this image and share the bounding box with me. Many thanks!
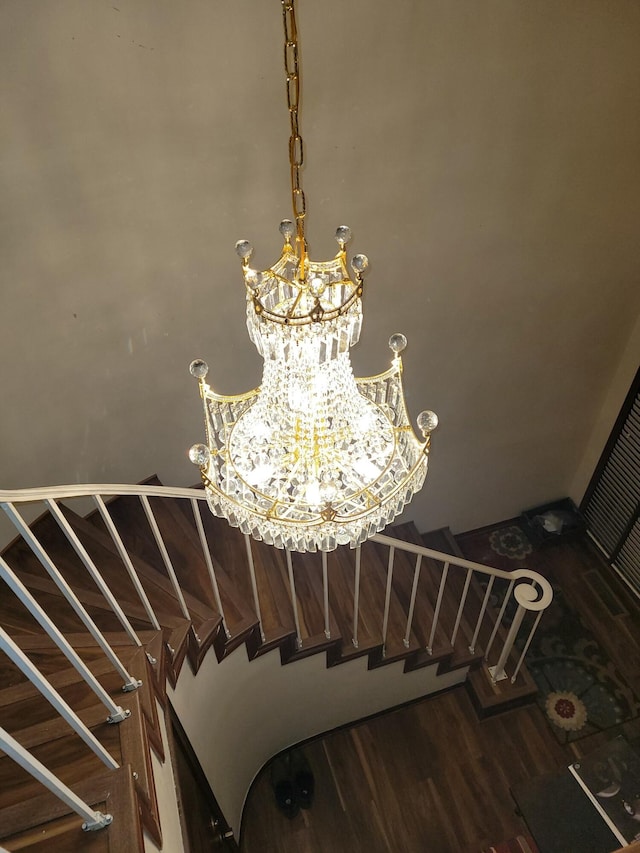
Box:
[269,749,315,818]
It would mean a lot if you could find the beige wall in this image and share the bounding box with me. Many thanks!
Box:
[170,642,466,835]
[1,1,639,534]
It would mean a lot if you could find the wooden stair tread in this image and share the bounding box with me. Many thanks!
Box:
[58,505,221,630]
[0,764,145,851]
[229,533,298,643]
[0,721,122,811]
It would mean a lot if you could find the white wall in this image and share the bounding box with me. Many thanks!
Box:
[1,0,639,534]
[169,644,466,835]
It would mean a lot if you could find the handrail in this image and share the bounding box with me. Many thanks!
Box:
[372,531,553,600]
[1,482,553,678]
[0,484,552,601]
[0,484,207,502]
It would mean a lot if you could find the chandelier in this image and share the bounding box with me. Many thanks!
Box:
[188,0,437,553]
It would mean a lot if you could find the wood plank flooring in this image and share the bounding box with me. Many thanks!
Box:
[240,535,640,853]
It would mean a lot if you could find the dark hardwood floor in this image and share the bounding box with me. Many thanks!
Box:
[240,534,640,853]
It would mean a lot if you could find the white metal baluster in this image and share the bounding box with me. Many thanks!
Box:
[191,498,230,639]
[490,602,526,683]
[45,499,142,647]
[93,495,162,632]
[450,567,473,647]
[352,545,361,649]
[403,554,423,648]
[0,627,124,764]
[0,727,114,830]
[484,578,514,660]
[322,551,330,639]
[469,575,495,654]
[0,556,137,715]
[426,561,449,654]
[2,502,141,693]
[381,546,395,657]
[510,609,543,684]
[243,534,265,642]
[139,496,191,622]
[286,549,303,650]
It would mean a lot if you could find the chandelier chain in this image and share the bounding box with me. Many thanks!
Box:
[281,0,307,265]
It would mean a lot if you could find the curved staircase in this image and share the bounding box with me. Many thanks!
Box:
[0,478,550,850]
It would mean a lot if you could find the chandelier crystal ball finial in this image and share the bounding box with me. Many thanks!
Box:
[189,359,209,380]
[279,219,295,241]
[351,254,369,274]
[189,444,211,466]
[235,239,253,260]
[417,410,439,436]
[389,333,407,355]
[335,225,352,246]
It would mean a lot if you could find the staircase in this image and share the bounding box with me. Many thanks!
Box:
[0,478,551,850]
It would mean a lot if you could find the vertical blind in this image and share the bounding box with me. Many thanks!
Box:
[581,368,640,596]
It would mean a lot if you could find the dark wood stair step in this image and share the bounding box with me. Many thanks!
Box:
[0,691,161,847]
[13,569,163,634]
[58,505,221,632]
[169,490,264,640]
[83,477,221,620]
[0,764,146,851]
[421,527,490,668]
[0,642,160,743]
[382,523,455,657]
[280,630,342,664]
[1,540,132,636]
[202,519,298,650]
[358,537,423,661]
[324,546,384,665]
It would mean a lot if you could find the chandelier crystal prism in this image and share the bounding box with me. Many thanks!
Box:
[189,0,437,553]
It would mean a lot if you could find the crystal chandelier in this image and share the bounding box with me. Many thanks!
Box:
[189,0,437,553]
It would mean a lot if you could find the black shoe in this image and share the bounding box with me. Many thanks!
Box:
[291,749,314,809]
[270,754,300,819]
[274,779,300,819]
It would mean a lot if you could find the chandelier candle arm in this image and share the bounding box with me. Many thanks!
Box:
[188,0,438,552]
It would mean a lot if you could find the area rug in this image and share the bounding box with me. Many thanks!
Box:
[481,834,539,853]
[459,521,640,744]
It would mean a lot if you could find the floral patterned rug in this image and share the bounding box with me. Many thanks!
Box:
[458,522,640,744]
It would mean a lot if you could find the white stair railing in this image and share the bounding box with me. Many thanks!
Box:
[0,480,553,838]
[372,531,553,682]
[0,483,554,685]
